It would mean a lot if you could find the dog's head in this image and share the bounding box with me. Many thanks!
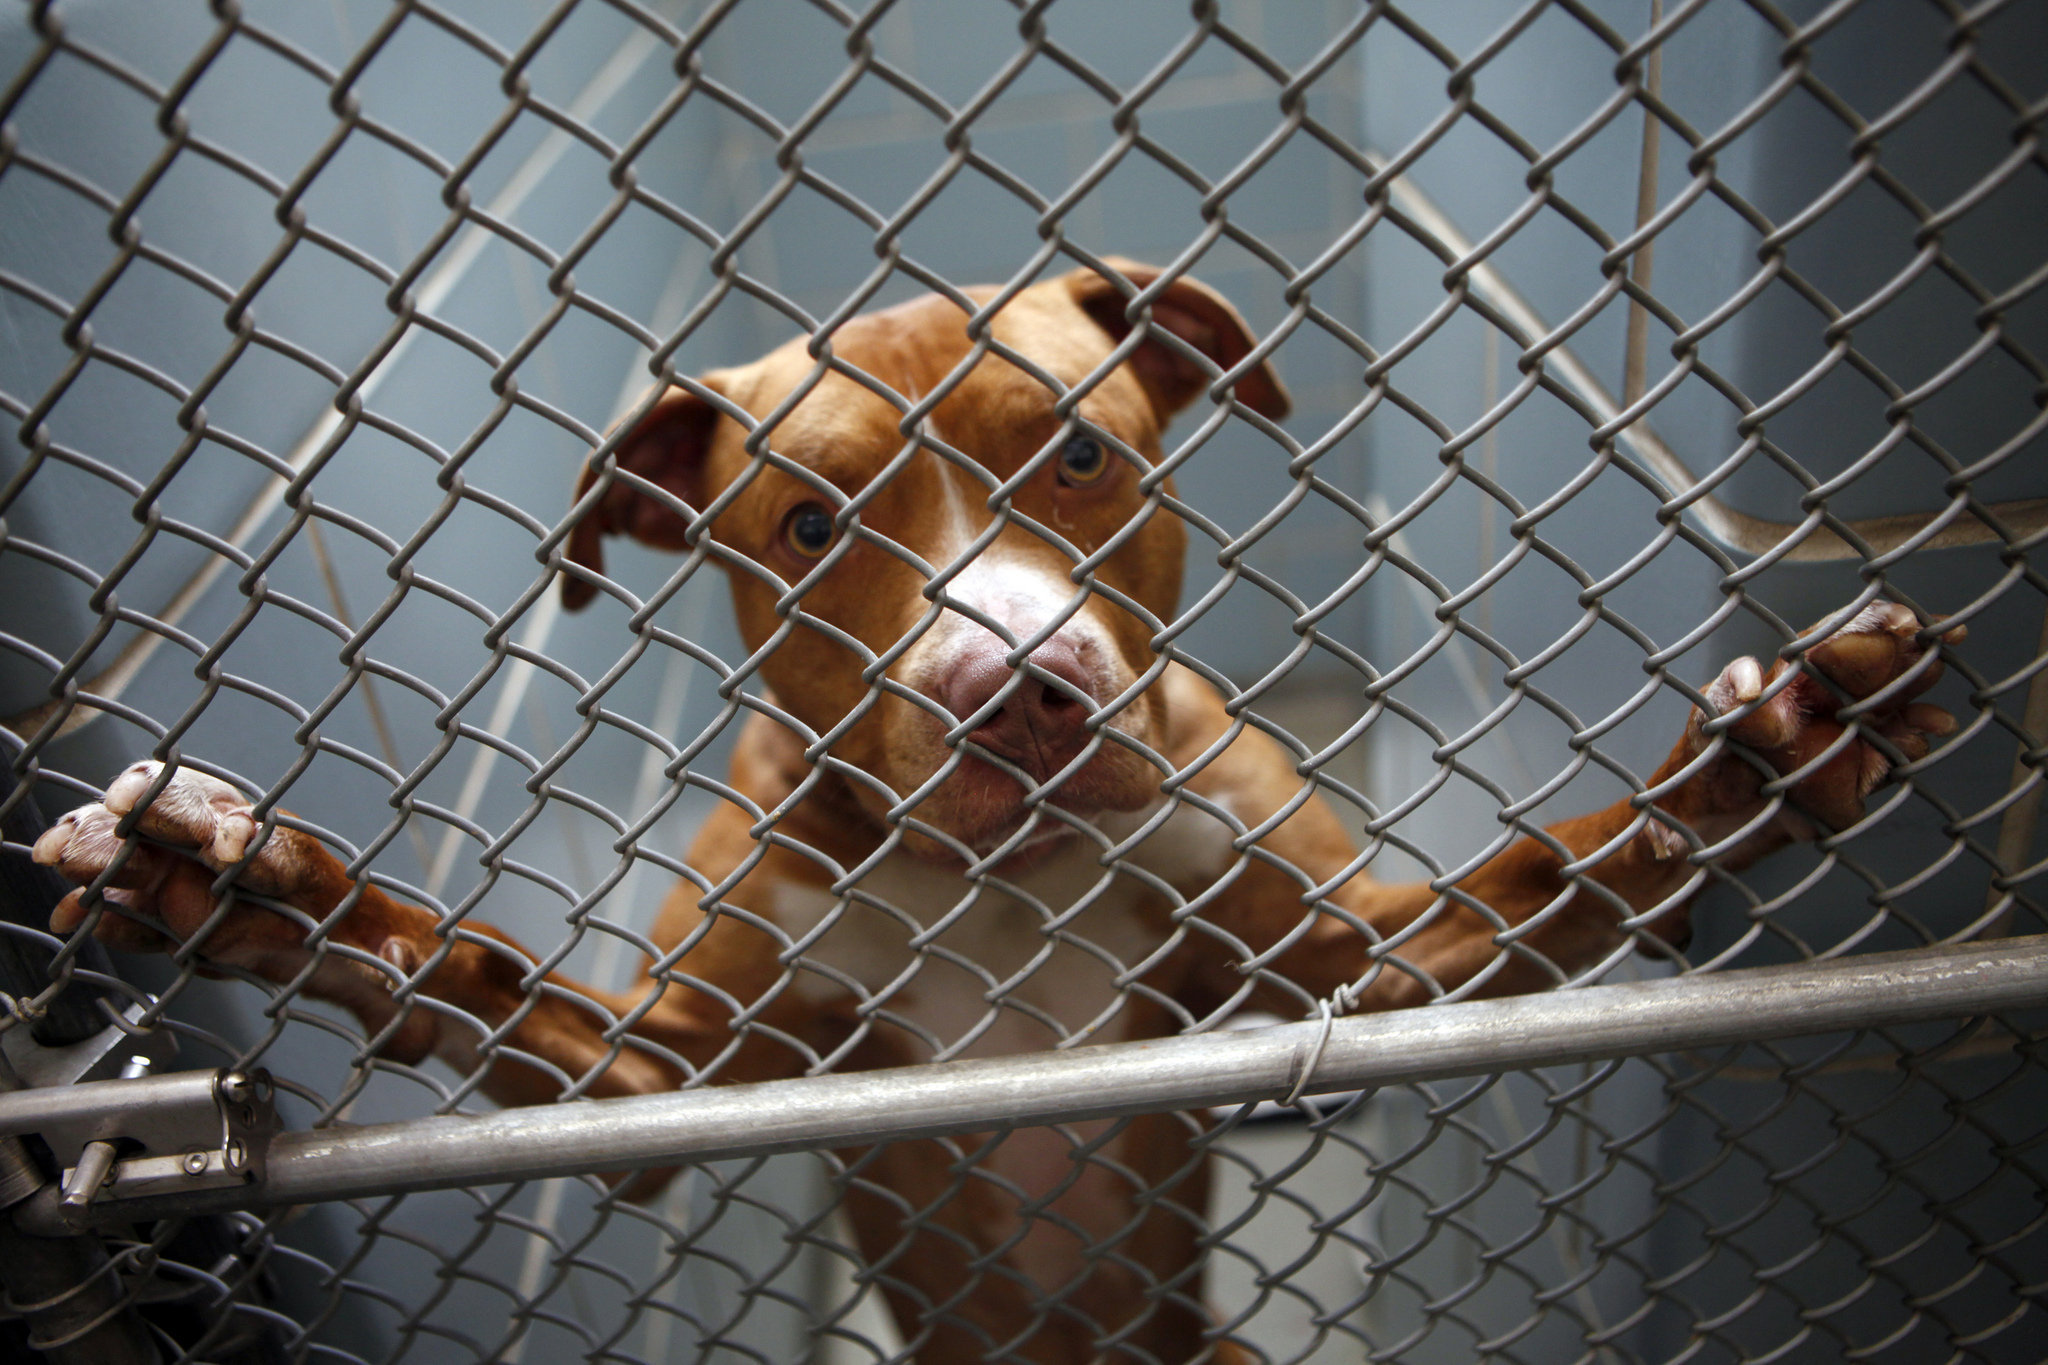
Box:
[560,260,1288,861]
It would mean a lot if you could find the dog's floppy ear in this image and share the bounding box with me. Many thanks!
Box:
[561,382,724,611]
[1064,257,1290,423]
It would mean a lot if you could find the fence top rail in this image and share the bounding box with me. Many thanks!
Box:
[21,933,2045,1233]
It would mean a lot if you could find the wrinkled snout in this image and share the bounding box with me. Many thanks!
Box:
[936,632,1099,780]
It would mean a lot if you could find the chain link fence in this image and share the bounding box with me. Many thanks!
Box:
[0,0,2044,1361]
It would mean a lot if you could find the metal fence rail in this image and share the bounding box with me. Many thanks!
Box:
[9,936,2043,1232]
[1,1,2043,1363]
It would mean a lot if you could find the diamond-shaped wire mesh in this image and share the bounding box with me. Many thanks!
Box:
[0,1,2043,1362]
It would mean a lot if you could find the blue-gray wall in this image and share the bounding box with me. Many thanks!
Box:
[2,1,2040,1361]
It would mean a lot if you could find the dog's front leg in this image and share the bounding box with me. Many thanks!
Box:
[33,761,779,1109]
[1168,603,1961,1014]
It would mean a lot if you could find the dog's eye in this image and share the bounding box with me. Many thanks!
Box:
[1056,434,1109,487]
[783,503,836,558]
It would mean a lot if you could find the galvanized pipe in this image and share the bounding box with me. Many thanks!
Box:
[26,936,2047,1233]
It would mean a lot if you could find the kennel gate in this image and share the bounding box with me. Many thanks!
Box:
[0,0,2045,1361]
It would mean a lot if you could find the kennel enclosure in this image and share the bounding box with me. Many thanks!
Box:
[2,1,2046,1362]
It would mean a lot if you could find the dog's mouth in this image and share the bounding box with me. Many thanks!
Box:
[951,723,1093,792]
[965,817,1086,871]
[887,723,1160,868]
[898,803,1089,873]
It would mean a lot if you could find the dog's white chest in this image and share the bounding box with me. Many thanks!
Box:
[772,841,1166,1062]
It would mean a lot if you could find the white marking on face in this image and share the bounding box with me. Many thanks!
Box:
[899,465,1122,706]
[932,450,978,554]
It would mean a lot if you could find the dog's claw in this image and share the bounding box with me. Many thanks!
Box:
[213,808,259,864]
[31,814,78,867]
[102,765,150,817]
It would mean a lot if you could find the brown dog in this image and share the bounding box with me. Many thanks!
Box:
[36,260,1958,1363]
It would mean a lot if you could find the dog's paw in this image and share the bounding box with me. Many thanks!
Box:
[34,761,336,966]
[1655,602,1961,859]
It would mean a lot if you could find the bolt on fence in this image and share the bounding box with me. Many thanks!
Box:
[0,1,2044,1363]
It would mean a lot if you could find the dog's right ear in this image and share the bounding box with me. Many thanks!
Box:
[1064,257,1290,423]
[561,383,724,611]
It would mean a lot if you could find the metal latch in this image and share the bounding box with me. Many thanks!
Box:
[0,1066,277,1210]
